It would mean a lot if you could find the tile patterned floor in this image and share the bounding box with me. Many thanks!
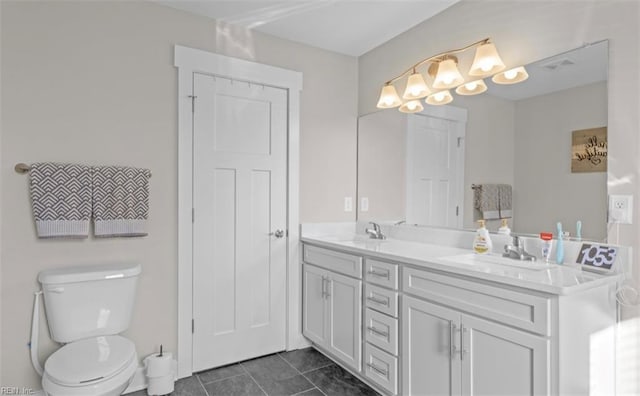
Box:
[129,347,379,396]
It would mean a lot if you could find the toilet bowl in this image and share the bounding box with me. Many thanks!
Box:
[42,335,138,396]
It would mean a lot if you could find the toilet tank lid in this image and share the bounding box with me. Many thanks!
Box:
[38,263,141,285]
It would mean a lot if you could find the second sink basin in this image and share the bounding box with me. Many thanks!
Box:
[440,253,554,273]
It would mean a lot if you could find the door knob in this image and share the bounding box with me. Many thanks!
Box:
[271,229,285,238]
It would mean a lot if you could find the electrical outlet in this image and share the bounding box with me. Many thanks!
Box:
[361,197,369,212]
[344,197,353,212]
[608,195,633,224]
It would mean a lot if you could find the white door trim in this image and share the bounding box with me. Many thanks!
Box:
[175,45,303,378]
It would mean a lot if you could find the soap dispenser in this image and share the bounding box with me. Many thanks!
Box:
[497,219,511,235]
[473,220,493,254]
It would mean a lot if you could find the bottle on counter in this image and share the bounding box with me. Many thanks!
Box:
[497,219,511,236]
[473,220,493,254]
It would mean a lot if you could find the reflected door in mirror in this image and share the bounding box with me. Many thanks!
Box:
[406,114,465,228]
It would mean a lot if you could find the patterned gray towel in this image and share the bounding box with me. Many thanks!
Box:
[473,184,501,220]
[498,184,512,219]
[92,165,151,237]
[30,163,92,238]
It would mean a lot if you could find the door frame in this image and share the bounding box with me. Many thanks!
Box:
[174,45,303,378]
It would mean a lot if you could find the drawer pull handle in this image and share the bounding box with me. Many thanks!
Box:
[368,269,389,278]
[367,363,389,377]
[367,326,389,338]
[367,296,389,306]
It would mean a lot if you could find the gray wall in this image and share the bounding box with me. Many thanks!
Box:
[0,1,357,387]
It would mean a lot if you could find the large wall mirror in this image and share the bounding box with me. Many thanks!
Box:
[357,40,608,241]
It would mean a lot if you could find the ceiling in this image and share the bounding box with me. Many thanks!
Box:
[154,0,460,56]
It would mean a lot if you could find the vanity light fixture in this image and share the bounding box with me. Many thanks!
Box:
[403,69,430,99]
[376,84,402,108]
[455,79,488,96]
[492,66,529,84]
[425,90,453,105]
[399,99,424,113]
[376,38,527,113]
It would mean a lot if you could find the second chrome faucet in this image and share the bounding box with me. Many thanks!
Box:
[503,236,536,261]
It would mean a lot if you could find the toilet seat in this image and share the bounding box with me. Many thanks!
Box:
[45,335,136,387]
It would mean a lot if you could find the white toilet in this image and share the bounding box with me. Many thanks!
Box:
[37,263,141,396]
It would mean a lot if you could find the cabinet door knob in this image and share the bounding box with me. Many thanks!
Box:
[271,229,285,238]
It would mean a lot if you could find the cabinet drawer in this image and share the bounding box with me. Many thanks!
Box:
[365,284,398,317]
[303,244,362,279]
[364,343,398,395]
[403,267,550,336]
[365,259,398,290]
[365,308,398,355]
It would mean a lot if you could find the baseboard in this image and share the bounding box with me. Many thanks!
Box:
[288,334,312,351]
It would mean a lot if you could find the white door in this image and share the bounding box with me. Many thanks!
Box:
[326,271,362,371]
[403,296,462,396]
[461,314,550,396]
[192,73,288,371]
[302,264,327,346]
[406,113,464,227]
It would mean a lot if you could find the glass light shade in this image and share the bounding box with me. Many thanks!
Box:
[432,59,464,89]
[399,100,424,113]
[492,66,529,84]
[403,72,430,100]
[376,84,402,108]
[455,79,488,96]
[469,42,506,76]
[425,90,453,106]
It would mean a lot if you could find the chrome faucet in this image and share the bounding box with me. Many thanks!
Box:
[503,236,536,261]
[365,222,386,240]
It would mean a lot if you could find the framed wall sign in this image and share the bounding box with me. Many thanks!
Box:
[571,126,607,173]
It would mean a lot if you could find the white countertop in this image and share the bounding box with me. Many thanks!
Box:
[301,233,620,295]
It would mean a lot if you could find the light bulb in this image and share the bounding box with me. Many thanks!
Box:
[504,69,518,80]
[465,81,478,90]
[434,92,445,102]
[384,97,394,106]
[480,62,492,72]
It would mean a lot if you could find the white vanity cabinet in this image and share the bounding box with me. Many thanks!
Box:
[300,240,617,396]
[403,295,549,396]
[302,245,363,371]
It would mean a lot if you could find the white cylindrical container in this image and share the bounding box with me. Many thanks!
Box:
[144,352,175,395]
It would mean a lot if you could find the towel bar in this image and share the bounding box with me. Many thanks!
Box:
[14,162,152,177]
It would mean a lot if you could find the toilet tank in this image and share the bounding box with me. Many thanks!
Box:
[38,263,141,343]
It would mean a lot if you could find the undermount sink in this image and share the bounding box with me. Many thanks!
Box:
[322,234,388,243]
[440,253,554,273]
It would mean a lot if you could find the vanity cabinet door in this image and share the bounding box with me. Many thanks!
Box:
[460,314,550,396]
[327,271,362,371]
[402,296,461,396]
[303,263,362,372]
[303,264,327,345]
